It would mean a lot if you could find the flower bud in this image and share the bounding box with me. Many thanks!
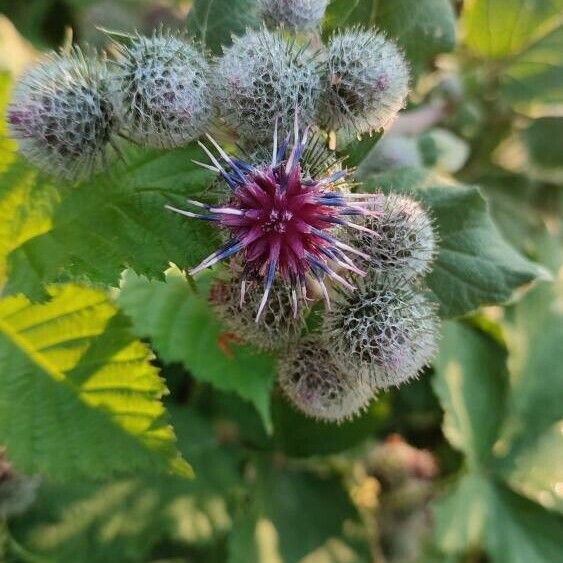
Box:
[278,336,375,422]
[323,279,439,389]
[320,29,409,135]
[112,30,212,148]
[7,48,116,180]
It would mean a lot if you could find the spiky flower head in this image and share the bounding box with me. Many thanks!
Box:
[111,30,212,148]
[342,194,436,281]
[210,276,305,351]
[260,0,329,31]
[323,278,440,389]
[320,29,409,135]
[167,124,379,321]
[7,47,116,180]
[213,28,322,144]
[278,336,375,422]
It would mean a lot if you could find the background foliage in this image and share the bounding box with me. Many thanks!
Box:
[0,1,562,562]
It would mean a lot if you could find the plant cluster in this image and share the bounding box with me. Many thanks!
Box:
[6,0,433,423]
[1,0,561,561]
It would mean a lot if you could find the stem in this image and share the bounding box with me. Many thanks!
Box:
[185,271,199,294]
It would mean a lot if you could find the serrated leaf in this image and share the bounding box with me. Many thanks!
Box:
[5,144,219,299]
[421,184,548,317]
[434,475,563,563]
[0,284,191,480]
[0,160,58,285]
[186,0,260,55]
[12,407,241,563]
[433,321,507,468]
[117,267,275,431]
[363,170,548,317]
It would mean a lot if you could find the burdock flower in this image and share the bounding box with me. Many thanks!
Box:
[166,122,379,321]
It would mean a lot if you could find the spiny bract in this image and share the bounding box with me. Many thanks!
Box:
[323,278,439,389]
[213,28,322,144]
[166,125,378,321]
[112,31,212,148]
[278,336,375,422]
[320,28,409,135]
[342,194,437,281]
[260,0,329,31]
[7,48,116,180]
[210,276,306,351]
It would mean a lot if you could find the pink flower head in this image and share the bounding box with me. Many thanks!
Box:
[167,122,379,321]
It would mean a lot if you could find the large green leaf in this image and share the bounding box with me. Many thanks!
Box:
[494,255,563,513]
[462,0,563,58]
[502,22,563,107]
[12,407,241,562]
[0,284,190,480]
[462,0,563,107]
[117,267,275,431]
[433,321,507,468]
[228,459,364,563]
[187,0,260,55]
[434,475,563,562]
[363,170,547,317]
[4,144,218,300]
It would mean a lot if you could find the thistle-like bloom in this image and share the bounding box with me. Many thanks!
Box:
[167,123,379,320]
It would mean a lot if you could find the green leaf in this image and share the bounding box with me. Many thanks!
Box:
[422,184,548,317]
[228,459,363,562]
[502,23,563,107]
[462,0,563,108]
[12,407,241,562]
[0,160,59,285]
[376,0,456,72]
[363,170,548,317]
[117,267,275,431]
[433,321,507,468]
[186,0,260,55]
[433,473,493,554]
[5,144,218,300]
[462,0,563,59]
[495,256,563,513]
[434,475,563,563]
[0,284,191,480]
[522,116,563,170]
